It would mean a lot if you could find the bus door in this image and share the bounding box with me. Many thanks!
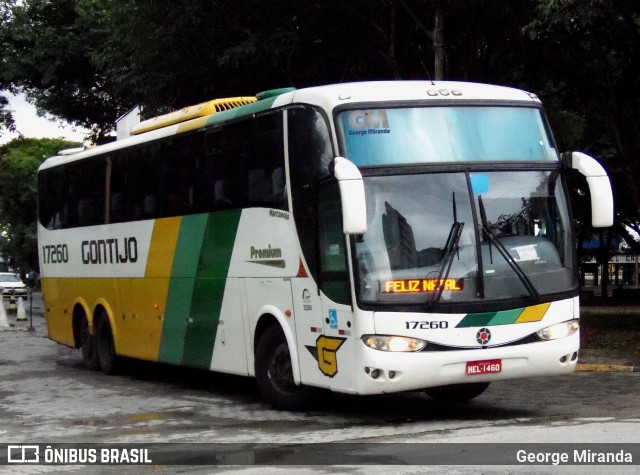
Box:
[291,272,325,387]
[314,181,355,388]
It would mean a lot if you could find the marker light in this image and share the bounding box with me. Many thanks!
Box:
[362,335,428,352]
[536,320,579,341]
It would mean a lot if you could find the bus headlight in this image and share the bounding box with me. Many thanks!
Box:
[536,320,579,341]
[362,335,428,352]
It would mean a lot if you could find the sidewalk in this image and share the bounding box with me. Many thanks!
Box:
[578,305,640,372]
[577,349,637,373]
[0,292,44,333]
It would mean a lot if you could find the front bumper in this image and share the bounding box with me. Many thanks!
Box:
[353,331,580,395]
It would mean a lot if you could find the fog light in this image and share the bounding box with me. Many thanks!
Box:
[536,320,579,341]
[370,369,381,379]
[388,371,396,379]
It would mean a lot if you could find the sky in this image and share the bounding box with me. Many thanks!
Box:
[1,92,88,145]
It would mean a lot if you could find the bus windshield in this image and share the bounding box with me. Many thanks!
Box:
[354,170,576,307]
[337,106,558,166]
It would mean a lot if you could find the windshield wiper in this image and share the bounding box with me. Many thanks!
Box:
[430,192,464,307]
[478,196,540,302]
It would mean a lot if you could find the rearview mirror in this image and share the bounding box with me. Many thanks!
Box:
[562,152,614,227]
[332,157,368,234]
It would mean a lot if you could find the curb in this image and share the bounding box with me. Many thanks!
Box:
[576,363,636,373]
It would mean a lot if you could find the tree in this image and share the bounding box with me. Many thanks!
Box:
[0,1,16,136]
[0,95,15,136]
[1,1,537,134]
[524,0,640,246]
[0,138,80,271]
[1,0,638,256]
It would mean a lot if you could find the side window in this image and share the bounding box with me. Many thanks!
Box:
[42,112,288,229]
[287,106,334,280]
[39,168,65,229]
[154,135,198,217]
[222,112,287,210]
[109,145,159,222]
[109,132,204,222]
[318,181,351,305]
[63,158,107,228]
[39,158,107,229]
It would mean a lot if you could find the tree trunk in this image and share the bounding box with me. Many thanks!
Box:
[434,6,445,80]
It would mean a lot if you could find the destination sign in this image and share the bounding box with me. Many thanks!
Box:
[383,278,464,294]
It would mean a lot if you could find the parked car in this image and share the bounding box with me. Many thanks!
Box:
[0,272,28,305]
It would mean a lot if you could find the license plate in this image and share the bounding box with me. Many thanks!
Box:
[466,359,502,375]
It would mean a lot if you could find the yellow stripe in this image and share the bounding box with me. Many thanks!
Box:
[176,116,211,134]
[145,217,181,277]
[130,217,183,360]
[515,302,551,323]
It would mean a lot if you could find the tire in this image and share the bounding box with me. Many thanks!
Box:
[255,325,315,410]
[425,382,490,402]
[80,315,100,370]
[96,313,120,375]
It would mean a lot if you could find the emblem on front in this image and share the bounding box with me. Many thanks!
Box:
[476,327,491,346]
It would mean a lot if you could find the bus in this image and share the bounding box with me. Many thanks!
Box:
[37,81,614,409]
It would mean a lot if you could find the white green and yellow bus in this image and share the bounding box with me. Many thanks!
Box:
[38,81,613,409]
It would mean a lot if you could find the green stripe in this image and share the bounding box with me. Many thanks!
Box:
[159,214,209,364]
[456,308,526,328]
[181,210,241,368]
[488,308,523,325]
[456,312,495,328]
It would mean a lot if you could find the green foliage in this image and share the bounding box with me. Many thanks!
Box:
[523,0,640,250]
[0,95,16,134]
[0,0,123,140]
[0,138,80,270]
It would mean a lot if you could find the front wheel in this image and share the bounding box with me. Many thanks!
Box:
[425,382,490,402]
[255,325,315,410]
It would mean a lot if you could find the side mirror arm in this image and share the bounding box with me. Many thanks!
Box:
[562,151,614,227]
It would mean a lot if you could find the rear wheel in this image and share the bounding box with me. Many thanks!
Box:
[96,313,120,374]
[255,324,315,410]
[425,382,490,402]
[80,315,99,370]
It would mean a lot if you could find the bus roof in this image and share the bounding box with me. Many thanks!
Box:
[272,81,540,110]
[39,81,540,172]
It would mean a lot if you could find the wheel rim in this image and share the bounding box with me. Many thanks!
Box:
[267,343,296,393]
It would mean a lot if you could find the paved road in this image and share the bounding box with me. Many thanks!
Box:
[1,294,639,474]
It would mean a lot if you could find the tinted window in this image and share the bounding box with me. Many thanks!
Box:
[39,157,107,229]
[39,111,287,229]
[287,106,334,280]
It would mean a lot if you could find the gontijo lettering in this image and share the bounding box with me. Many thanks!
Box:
[81,237,138,264]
